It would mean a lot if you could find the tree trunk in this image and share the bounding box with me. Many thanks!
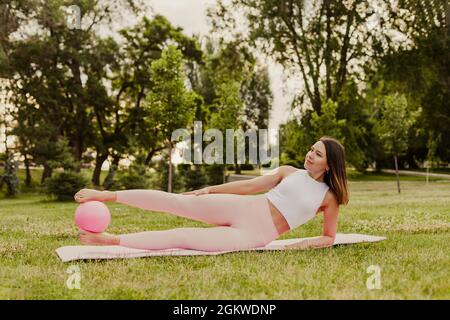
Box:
[72,139,83,165]
[394,154,400,194]
[102,154,121,190]
[168,142,173,193]
[92,151,109,187]
[234,162,241,174]
[24,155,32,187]
[41,163,53,184]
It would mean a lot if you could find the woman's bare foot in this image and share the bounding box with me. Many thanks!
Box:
[78,230,120,246]
[74,188,117,203]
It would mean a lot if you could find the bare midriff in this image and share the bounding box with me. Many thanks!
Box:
[265,197,324,237]
[265,198,291,236]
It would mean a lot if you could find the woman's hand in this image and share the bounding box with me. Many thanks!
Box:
[181,187,211,196]
[284,240,310,250]
[284,236,335,250]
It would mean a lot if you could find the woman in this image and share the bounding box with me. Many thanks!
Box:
[75,136,349,251]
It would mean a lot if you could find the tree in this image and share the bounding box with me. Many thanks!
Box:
[370,0,449,167]
[310,99,347,143]
[0,3,204,187]
[144,46,197,192]
[115,15,203,172]
[210,79,244,179]
[211,0,390,113]
[0,0,143,184]
[241,63,273,170]
[205,38,262,175]
[279,99,346,168]
[374,93,418,193]
[279,118,305,167]
[209,0,391,173]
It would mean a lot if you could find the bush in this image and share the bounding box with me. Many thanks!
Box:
[115,173,150,190]
[152,160,184,192]
[178,164,208,191]
[42,170,89,201]
[240,163,255,170]
[204,164,225,186]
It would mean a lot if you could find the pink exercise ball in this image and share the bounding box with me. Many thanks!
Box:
[75,201,110,233]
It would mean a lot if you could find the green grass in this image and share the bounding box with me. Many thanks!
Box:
[0,173,449,299]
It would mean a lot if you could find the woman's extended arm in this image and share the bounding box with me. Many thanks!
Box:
[207,180,250,195]
[207,167,284,195]
[183,165,292,195]
[285,193,339,249]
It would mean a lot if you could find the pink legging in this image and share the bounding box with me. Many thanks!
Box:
[115,190,280,252]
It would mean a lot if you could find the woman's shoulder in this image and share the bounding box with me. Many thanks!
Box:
[278,165,302,178]
[325,189,338,205]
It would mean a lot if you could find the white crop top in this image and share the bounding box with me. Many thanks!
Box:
[265,169,329,229]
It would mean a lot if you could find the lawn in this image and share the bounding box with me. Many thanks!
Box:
[0,172,449,299]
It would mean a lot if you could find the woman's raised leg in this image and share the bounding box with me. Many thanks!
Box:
[114,189,256,227]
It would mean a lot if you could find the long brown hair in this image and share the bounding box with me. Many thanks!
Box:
[320,136,349,205]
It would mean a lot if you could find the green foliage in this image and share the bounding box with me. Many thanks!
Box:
[116,174,150,191]
[336,81,379,172]
[279,100,347,168]
[204,164,225,186]
[211,80,244,130]
[426,131,442,168]
[374,93,419,156]
[241,64,273,130]
[373,25,450,164]
[123,16,204,170]
[177,164,208,191]
[212,0,385,111]
[144,45,199,192]
[146,46,198,139]
[111,160,152,191]
[239,163,255,170]
[41,170,89,201]
[279,119,307,167]
[46,137,80,172]
[310,99,346,141]
[152,160,184,192]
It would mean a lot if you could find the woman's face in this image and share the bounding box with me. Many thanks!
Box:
[304,141,329,172]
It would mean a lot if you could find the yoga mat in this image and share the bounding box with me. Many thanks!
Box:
[56,233,386,262]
